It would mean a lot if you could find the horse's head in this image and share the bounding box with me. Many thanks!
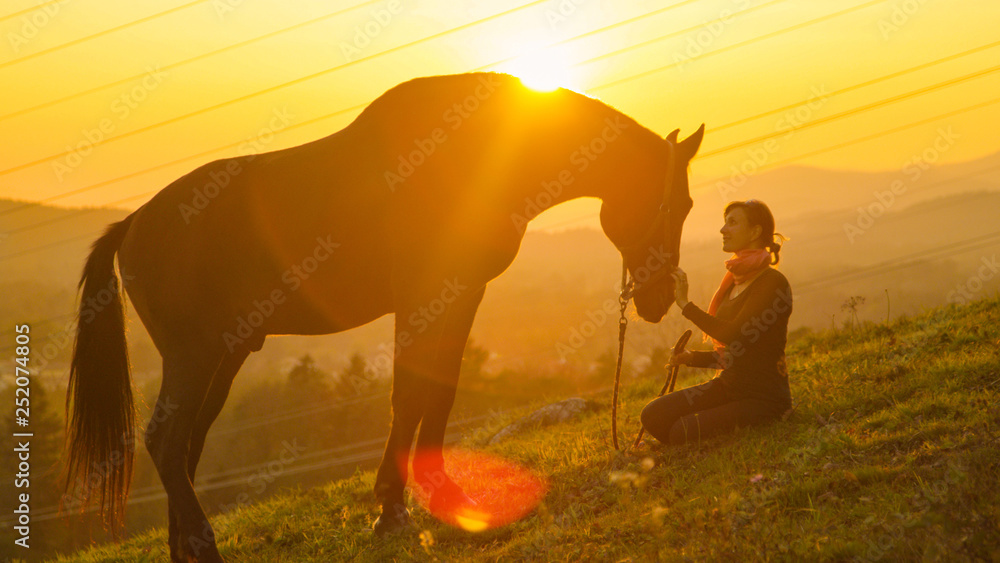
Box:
[603,124,704,323]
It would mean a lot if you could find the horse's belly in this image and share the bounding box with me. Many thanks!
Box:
[261,264,395,336]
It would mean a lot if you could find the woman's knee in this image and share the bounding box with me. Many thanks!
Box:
[639,401,661,433]
[640,399,676,443]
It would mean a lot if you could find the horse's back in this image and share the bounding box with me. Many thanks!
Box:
[118,127,395,345]
[116,73,637,344]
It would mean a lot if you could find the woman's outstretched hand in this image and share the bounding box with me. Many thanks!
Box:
[671,267,690,310]
[666,350,694,368]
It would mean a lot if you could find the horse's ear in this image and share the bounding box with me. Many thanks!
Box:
[679,123,705,161]
[665,129,680,143]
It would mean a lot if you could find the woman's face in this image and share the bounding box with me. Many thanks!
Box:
[720,207,762,252]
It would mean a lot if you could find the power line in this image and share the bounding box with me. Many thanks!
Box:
[4,179,995,362]
[786,166,1000,248]
[7,0,766,123]
[209,391,390,437]
[571,0,786,69]
[0,1,708,215]
[690,96,1000,191]
[707,39,1000,134]
[0,103,358,218]
[474,0,784,75]
[1,93,996,266]
[2,189,155,235]
[0,0,390,121]
[0,0,555,177]
[481,226,1000,363]
[1,6,996,254]
[696,64,1000,159]
[530,163,1000,234]
[0,0,64,25]
[0,228,102,261]
[5,382,617,525]
[12,412,491,524]
[589,0,885,92]
[0,0,882,177]
[0,0,794,218]
[797,229,1000,292]
[0,0,211,71]
[2,13,995,221]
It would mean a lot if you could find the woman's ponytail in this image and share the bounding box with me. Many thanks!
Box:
[767,232,787,265]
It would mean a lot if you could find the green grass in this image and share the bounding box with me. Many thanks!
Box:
[51,296,1000,562]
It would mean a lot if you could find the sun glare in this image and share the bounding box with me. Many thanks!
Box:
[504,44,577,92]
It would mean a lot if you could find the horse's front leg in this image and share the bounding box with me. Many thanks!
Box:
[373,286,485,535]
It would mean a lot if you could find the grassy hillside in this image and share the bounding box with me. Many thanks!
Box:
[47,294,1000,562]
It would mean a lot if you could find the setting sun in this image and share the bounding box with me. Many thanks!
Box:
[503,44,578,92]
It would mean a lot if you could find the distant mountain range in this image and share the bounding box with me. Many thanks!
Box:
[1,152,997,380]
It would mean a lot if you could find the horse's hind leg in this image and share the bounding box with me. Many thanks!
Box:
[146,347,225,563]
[187,350,249,481]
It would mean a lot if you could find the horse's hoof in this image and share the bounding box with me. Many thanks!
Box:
[372,506,412,537]
[429,483,476,514]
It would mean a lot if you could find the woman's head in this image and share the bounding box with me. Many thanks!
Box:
[720,199,784,264]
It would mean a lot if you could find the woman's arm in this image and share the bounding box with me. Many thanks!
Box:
[681,271,791,346]
[687,350,721,369]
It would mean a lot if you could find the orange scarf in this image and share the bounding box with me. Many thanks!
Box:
[705,248,771,350]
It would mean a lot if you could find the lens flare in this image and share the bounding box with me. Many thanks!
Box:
[409,448,548,531]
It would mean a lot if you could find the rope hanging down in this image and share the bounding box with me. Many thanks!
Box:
[611,260,631,451]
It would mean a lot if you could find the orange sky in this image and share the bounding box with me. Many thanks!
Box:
[1,0,997,229]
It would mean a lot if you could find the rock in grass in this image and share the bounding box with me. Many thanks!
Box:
[489,398,597,445]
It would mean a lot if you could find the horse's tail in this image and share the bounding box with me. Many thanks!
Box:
[64,214,136,527]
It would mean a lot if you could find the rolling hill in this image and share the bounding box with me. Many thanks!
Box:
[47,290,1000,561]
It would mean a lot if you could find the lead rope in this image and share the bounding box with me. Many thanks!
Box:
[611,260,631,451]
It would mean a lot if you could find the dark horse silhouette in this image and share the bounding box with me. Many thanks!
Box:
[65,72,703,562]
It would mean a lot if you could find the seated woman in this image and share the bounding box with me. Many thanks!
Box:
[640,199,792,445]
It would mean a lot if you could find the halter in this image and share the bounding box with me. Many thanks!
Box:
[610,140,676,450]
[616,139,677,302]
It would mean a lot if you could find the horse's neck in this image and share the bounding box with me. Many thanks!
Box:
[509,129,662,229]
